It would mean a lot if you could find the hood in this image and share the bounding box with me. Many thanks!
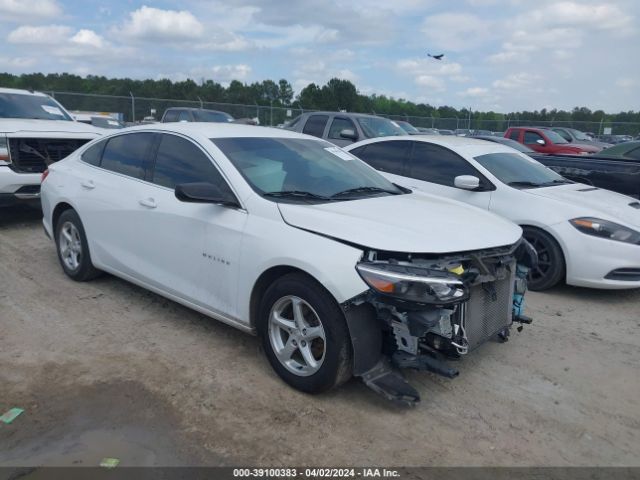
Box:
[566,143,601,153]
[278,192,522,253]
[526,184,640,228]
[0,118,104,137]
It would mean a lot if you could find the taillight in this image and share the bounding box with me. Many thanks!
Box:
[41,169,50,183]
[0,135,10,165]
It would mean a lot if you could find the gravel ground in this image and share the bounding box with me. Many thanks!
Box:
[1,205,639,467]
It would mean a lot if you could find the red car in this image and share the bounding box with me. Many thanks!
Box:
[504,127,600,155]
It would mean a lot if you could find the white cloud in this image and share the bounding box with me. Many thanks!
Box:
[71,29,106,49]
[8,25,72,44]
[117,6,204,41]
[0,56,37,69]
[0,0,61,20]
[459,87,489,98]
[422,12,493,52]
[492,72,541,90]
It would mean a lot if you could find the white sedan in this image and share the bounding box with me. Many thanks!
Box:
[41,123,534,404]
[345,136,640,290]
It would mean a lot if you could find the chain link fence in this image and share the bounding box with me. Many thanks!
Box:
[49,91,640,136]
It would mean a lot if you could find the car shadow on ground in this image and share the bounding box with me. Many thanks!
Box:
[0,204,42,228]
[541,282,640,303]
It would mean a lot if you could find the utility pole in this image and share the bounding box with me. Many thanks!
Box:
[129,92,135,123]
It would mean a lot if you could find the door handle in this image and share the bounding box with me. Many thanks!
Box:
[138,198,157,209]
[80,180,95,190]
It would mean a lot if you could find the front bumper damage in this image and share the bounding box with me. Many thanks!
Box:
[342,238,537,405]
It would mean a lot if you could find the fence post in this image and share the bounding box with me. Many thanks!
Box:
[129,91,135,123]
[197,96,203,109]
[270,100,273,126]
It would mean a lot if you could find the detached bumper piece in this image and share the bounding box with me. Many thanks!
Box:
[345,239,537,405]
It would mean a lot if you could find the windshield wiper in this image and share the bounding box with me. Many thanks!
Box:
[540,179,574,185]
[507,181,545,188]
[263,190,333,201]
[330,186,399,198]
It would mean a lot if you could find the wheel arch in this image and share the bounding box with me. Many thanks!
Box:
[52,201,75,231]
[520,223,568,279]
[249,265,333,330]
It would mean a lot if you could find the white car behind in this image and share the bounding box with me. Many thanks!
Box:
[41,123,536,404]
[0,88,103,206]
[345,136,640,290]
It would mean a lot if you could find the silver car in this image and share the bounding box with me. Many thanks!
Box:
[284,111,406,146]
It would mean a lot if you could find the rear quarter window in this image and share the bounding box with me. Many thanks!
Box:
[80,140,106,166]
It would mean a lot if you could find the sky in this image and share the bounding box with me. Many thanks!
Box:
[0,0,638,113]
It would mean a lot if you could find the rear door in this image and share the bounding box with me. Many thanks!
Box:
[349,140,410,183]
[131,132,247,316]
[301,114,329,139]
[404,141,493,209]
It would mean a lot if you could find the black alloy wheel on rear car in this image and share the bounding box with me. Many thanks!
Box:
[522,226,565,291]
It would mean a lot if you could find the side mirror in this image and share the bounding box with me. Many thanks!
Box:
[454,175,480,190]
[536,139,546,145]
[339,128,358,140]
[175,182,239,207]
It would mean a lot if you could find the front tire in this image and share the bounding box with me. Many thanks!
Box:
[258,273,353,394]
[522,226,565,291]
[55,209,102,282]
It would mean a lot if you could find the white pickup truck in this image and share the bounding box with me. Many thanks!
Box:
[0,88,103,206]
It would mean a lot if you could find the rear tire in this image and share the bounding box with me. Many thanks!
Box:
[55,209,102,282]
[258,273,353,394]
[522,226,565,291]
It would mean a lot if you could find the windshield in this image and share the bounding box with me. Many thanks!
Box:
[0,93,73,121]
[357,117,407,138]
[212,137,403,202]
[568,128,591,141]
[544,129,569,144]
[475,152,568,188]
[194,110,234,122]
[396,121,419,133]
[496,137,535,153]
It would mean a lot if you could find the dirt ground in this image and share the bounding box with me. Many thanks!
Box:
[1,205,639,468]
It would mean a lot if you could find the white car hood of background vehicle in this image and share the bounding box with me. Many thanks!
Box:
[0,119,103,135]
[525,184,640,229]
[278,192,522,253]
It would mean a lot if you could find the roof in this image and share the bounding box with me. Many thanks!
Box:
[113,122,310,139]
[164,107,228,113]
[0,87,49,97]
[300,111,384,119]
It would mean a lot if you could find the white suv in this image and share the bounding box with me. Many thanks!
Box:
[0,88,103,206]
[41,123,536,404]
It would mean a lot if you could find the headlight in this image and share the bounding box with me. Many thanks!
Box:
[570,217,640,245]
[356,262,468,305]
[0,135,11,165]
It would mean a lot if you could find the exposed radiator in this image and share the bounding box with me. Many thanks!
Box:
[464,266,515,350]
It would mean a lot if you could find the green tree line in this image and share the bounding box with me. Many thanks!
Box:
[1,72,638,133]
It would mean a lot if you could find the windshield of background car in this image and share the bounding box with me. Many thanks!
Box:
[357,117,407,138]
[568,129,592,141]
[475,152,565,186]
[397,121,419,133]
[194,110,234,122]
[212,137,403,201]
[0,93,73,121]
[543,129,569,144]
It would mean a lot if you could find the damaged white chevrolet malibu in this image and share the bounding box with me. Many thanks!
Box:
[41,123,536,404]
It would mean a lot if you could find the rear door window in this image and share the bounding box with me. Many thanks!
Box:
[100,133,155,180]
[508,129,520,141]
[350,141,410,175]
[81,140,106,166]
[302,115,329,138]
